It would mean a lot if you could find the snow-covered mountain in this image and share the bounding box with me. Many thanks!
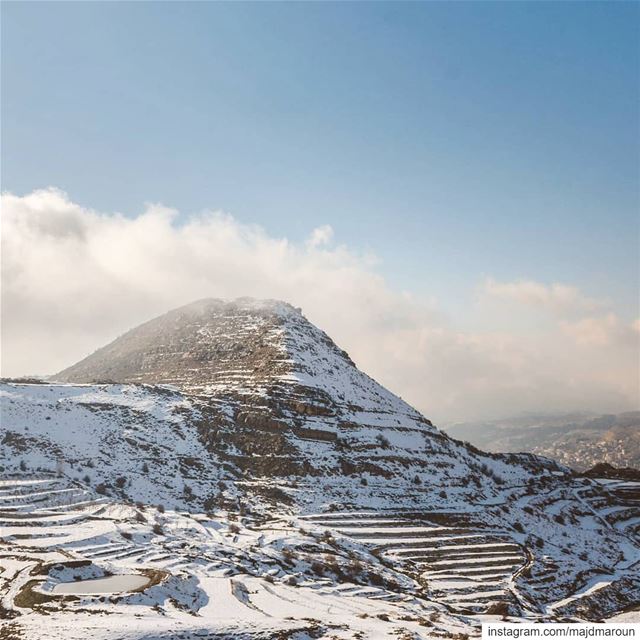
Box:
[52,299,557,507]
[1,298,639,639]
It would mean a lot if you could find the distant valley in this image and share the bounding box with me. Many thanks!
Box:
[443,412,640,472]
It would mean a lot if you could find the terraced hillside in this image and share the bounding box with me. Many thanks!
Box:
[300,511,527,613]
[1,469,639,639]
[576,479,640,537]
[1,474,473,640]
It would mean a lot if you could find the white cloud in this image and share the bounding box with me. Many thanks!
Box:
[307,224,334,248]
[2,188,638,422]
[482,277,604,317]
[560,313,639,347]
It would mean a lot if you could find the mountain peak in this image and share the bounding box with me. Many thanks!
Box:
[54,297,309,389]
[54,296,433,434]
[176,296,303,318]
[55,297,367,398]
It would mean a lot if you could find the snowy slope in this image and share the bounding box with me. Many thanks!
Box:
[0,382,231,509]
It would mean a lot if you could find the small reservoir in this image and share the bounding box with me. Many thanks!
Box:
[52,574,149,595]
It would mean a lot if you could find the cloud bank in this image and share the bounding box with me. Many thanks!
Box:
[2,188,638,422]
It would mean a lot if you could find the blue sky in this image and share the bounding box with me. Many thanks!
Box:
[2,1,638,320]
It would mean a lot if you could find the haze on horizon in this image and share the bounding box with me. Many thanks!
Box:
[1,2,638,423]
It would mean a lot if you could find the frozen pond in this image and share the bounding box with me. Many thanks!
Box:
[52,573,149,595]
